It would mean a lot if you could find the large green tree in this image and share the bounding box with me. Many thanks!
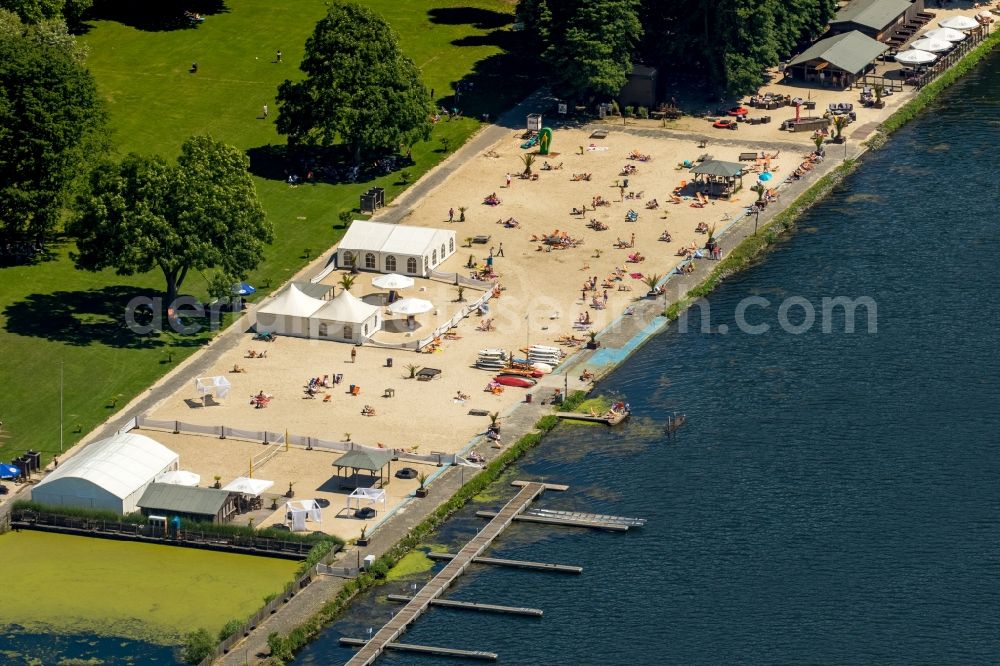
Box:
[1,0,92,26]
[0,27,104,247]
[70,136,272,304]
[276,1,431,165]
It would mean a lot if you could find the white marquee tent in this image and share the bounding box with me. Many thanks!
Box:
[285,499,322,531]
[32,433,179,514]
[255,284,326,338]
[310,290,381,344]
[337,220,456,277]
[155,470,201,487]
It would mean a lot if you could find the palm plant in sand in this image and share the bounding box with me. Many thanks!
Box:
[339,273,356,292]
[520,153,535,176]
[812,134,824,154]
[832,115,849,142]
[642,273,662,297]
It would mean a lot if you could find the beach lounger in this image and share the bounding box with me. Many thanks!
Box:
[739,152,758,161]
[589,129,609,139]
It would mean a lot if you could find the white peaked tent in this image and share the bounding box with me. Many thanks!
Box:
[310,290,381,343]
[222,477,274,496]
[195,376,231,400]
[255,284,326,338]
[155,470,201,486]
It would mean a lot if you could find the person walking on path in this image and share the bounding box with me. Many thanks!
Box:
[496,242,504,257]
[448,207,454,222]
[262,103,268,118]
[505,173,512,188]
[351,347,357,363]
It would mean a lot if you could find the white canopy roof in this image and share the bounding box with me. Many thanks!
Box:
[372,273,415,290]
[312,290,379,324]
[155,470,201,486]
[222,476,274,496]
[388,297,434,315]
[347,487,386,510]
[909,37,952,53]
[939,15,979,30]
[895,49,937,65]
[923,27,968,42]
[339,220,452,257]
[195,375,231,398]
[35,433,178,500]
[256,284,325,318]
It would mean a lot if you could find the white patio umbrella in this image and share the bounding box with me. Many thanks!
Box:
[388,297,434,315]
[155,470,201,486]
[371,273,415,290]
[221,477,274,496]
[910,37,953,53]
[923,27,967,42]
[939,15,980,30]
[979,10,993,19]
[895,49,938,65]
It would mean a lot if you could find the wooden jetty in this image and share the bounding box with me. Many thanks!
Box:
[386,594,544,617]
[555,410,629,426]
[427,551,583,574]
[344,481,553,665]
[339,638,497,661]
[475,507,645,532]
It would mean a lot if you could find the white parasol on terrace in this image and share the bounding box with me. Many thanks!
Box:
[388,298,434,315]
[909,37,953,53]
[222,476,274,496]
[155,470,201,486]
[923,27,967,42]
[939,15,980,30]
[895,49,938,65]
[372,273,415,290]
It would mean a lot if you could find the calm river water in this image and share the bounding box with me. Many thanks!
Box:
[296,51,1000,665]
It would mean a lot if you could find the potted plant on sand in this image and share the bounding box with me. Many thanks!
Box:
[586,330,600,349]
[459,206,467,222]
[416,472,429,498]
[356,524,369,547]
[285,482,295,498]
[872,84,885,109]
[213,475,222,489]
[832,115,848,143]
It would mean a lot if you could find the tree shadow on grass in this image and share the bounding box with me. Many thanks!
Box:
[79,0,229,33]
[427,7,512,30]
[246,144,413,186]
[3,286,208,349]
[443,48,544,126]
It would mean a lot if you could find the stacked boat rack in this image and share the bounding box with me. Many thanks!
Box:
[340,480,646,664]
[478,345,566,391]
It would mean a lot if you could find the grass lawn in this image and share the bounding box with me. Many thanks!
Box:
[0,530,298,643]
[0,0,535,463]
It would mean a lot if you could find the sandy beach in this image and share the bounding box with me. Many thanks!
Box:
[132,4,988,542]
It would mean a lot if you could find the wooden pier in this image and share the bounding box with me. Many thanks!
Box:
[555,411,629,426]
[475,508,644,531]
[339,637,497,660]
[344,481,551,665]
[386,594,544,617]
[427,551,583,574]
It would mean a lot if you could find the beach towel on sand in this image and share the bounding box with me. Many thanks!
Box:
[630,272,644,279]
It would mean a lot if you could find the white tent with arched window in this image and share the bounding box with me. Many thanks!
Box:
[336,220,455,277]
[310,289,381,343]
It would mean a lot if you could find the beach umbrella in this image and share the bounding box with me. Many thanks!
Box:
[910,37,953,53]
[0,463,19,479]
[371,273,415,290]
[155,470,201,486]
[923,27,967,42]
[939,15,980,30]
[233,282,256,296]
[895,49,938,65]
[388,297,434,315]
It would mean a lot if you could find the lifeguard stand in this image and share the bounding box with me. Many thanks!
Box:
[527,113,543,132]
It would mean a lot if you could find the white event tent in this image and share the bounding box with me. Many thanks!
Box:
[254,284,326,338]
[32,433,179,514]
[337,220,456,277]
[195,376,231,400]
[310,290,381,344]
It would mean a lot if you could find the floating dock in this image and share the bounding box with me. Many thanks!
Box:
[555,411,629,425]
[476,510,631,531]
[344,481,551,665]
[427,551,583,574]
[386,594,544,617]
[339,638,497,661]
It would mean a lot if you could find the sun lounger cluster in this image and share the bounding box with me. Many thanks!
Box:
[628,150,652,162]
[571,173,592,181]
[531,229,583,249]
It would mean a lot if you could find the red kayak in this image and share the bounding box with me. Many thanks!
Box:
[494,375,536,388]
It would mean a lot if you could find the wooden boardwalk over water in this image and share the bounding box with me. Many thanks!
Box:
[344,481,548,665]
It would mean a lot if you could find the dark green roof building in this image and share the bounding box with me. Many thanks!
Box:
[137,483,238,523]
